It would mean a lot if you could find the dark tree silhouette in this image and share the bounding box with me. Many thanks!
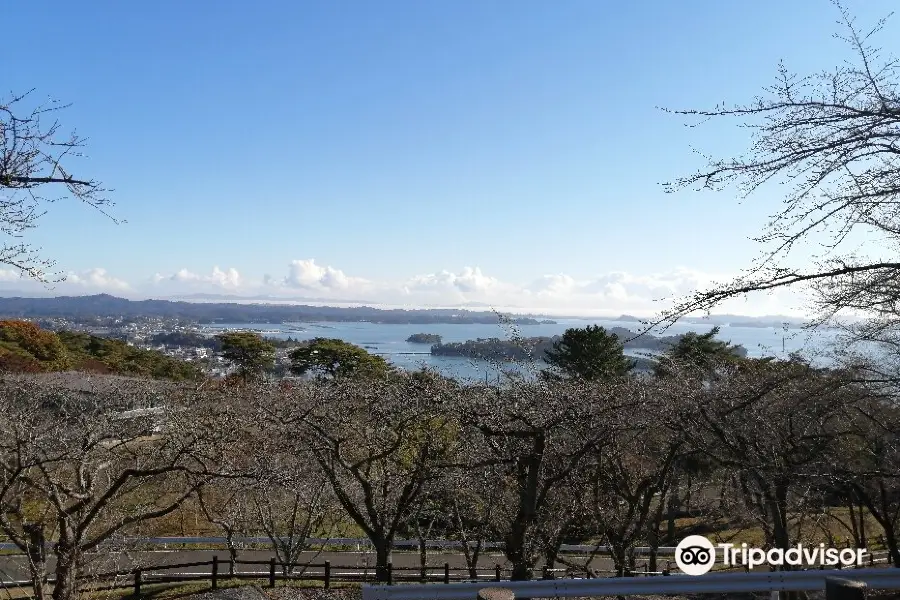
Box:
[543,325,635,381]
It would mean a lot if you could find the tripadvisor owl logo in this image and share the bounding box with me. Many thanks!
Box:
[674,535,869,574]
[675,535,716,575]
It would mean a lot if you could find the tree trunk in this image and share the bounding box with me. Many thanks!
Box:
[768,482,793,571]
[505,525,534,580]
[882,526,900,568]
[649,494,666,573]
[610,545,628,577]
[666,472,681,545]
[419,537,427,582]
[51,551,79,600]
[24,524,48,600]
[543,545,560,579]
[468,540,483,580]
[226,535,238,576]
[857,505,867,549]
[684,472,693,513]
[373,538,392,582]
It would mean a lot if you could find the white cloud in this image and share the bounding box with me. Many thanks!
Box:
[270,259,368,292]
[0,269,21,282]
[0,258,810,318]
[523,268,723,306]
[65,268,131,292]
[404,267,505,296]
[152,266,242,289]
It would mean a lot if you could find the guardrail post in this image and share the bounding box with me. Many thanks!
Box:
[134,569,142,597]
[541,565,550,580]
[495,564,501,581]
[269,557,276,588]
[478,588,515,600]
[444,562,450,584]
[325,561,331,589]
[826,577,867,600]
[387,561,393,585]
[212,555,219,590]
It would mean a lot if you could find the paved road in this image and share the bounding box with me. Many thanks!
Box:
[0,548,639,585]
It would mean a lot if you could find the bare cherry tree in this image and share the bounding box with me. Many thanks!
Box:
[440,466,504,579]
[197,479,257,576]
[0,375,240,600]
[1,91,112,281]
[677,359,856,563]
[250,473,338,576]
[830,387,900,565]
[260,375,457,582]
[656,4,900,345]
[454,379,631,580]
[583,382,688,576]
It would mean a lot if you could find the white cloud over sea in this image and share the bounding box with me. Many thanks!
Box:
[0,259,812,318]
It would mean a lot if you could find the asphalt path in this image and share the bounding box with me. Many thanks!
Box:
[0,549,637,585]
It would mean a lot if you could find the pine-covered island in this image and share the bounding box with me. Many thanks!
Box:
[406,333,442,344]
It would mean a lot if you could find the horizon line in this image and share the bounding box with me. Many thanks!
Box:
[0,291,822,323]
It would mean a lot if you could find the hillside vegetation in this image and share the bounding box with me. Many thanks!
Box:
[0,319,202,380]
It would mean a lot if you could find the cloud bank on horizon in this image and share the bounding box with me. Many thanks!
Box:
[0,259,811,318]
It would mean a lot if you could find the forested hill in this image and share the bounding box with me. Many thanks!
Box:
[0,320,202,380]
[0,294,549,324]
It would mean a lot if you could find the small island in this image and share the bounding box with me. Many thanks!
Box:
[429,327,748,366]
[539,319,557,324]
[407,333,442,344]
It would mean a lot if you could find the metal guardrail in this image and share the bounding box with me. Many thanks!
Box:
[361,568,900,600]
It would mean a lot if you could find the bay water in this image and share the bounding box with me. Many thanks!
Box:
[202,318,840,383]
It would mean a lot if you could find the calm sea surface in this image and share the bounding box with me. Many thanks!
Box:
[202,319,842,383]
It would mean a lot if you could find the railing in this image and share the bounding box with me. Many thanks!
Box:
[0,556,610,593]
[361,568,900,600]
[1,551,893,595]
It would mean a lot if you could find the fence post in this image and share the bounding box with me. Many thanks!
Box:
[495,565,501,581]
[826,577,867,600]
[325,561,331,589]
[134,569,142,597]
[212,555,219,590]
[444,562,450,584]
[541,565,550,580]
[269,557,276,588]
[387,561,393,586]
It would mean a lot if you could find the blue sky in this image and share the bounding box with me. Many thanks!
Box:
[2,0,896,315]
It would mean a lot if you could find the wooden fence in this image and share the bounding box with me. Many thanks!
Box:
[1,555,672,596]
[3,551,890,596]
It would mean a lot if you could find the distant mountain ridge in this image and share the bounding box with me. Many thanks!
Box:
[0,294,545,325]
[609,313,829,329]
[0,293,824,326]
